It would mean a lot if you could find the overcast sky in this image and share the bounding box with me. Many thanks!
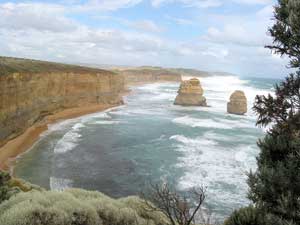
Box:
[0,0,291,77]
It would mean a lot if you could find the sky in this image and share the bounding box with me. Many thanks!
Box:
[0,0,292,77]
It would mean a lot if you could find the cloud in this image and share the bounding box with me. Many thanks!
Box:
[0,3,76,32]
[71,0,143,12]
[151,0,222,8]
[165,15,194,25]
[126,20,163,32]
[0,0,289,78]
[151,0,273,8]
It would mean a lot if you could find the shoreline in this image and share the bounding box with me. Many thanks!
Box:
[0,103,122,172]
[0,80,181,173]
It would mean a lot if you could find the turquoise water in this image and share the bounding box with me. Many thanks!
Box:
[15,75,278,221]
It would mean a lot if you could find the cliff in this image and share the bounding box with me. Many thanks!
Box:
[117,67,182,86]
[0,57,125,151]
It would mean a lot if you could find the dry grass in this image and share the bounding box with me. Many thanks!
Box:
[0,56,115,75]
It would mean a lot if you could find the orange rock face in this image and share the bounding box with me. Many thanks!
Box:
[174,78,207,106]
[227,90,247,115]
[0,71,125,147]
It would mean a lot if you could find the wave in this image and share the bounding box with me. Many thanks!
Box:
[54,122,84,154]
[50,177,73,191]
[172,116,255,130]
[170,135,217,147]
[92,121,121,125]
[170,134,257,211]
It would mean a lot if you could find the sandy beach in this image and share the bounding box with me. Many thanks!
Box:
[0,103,121,172]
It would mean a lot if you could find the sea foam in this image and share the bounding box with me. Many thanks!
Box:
[50,177,73,191]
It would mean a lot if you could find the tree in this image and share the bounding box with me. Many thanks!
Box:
[266,0,300,68]
[245,0,300,223]
[226,1,300,224]
[248,74,300,225]
[141,183,208,225]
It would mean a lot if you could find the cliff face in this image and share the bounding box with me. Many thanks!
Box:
[118,68,182,86]
[174,78,207,106]
[227,90,247,115]
[0,71,124,147]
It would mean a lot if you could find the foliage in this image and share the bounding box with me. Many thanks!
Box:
[247,75,300,224]
[253,71,300,133]
[0,171,19,204]
[225,1,300,224]
[266,0,300,68]
[0,170,43,204]
[0,188,170,225]
[223,206,263,225]
[0,56,115,76]
[141,183,207,225]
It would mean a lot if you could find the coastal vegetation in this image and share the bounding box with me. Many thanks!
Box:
[0,0,299,225]
[225,0,300,224]
[0,56,111,75]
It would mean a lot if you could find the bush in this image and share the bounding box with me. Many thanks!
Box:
[224,206,263,225]
[0,188,170,225]
[0,171,20,204]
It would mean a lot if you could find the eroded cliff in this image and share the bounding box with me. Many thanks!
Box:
[0,57,125,149]
[117,68,182,86]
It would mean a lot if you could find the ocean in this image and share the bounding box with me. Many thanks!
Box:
[14,75,279,221]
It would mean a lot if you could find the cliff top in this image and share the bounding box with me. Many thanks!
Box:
[115,67,181,76]
[0,56,116,76]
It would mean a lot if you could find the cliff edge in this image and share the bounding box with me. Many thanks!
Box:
[0,57,125,165]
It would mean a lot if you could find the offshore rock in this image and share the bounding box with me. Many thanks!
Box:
[227,90,247,115]
[174,78,207,106]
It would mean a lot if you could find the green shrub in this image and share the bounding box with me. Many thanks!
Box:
[0,171,20,204]
[0,188,170,225]
[224,206,263,225]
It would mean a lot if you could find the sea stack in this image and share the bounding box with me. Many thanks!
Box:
[227,90,247,115]
[174,78,207,106]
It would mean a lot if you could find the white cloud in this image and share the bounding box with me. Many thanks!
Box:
[126,20,163,32]
[0,1,289,77]
[165,15,194,25]
[72,0,143,11]
[232,0,273,5]
[151,0,273,8]
[0,3,76,32]
[151,0,222,8]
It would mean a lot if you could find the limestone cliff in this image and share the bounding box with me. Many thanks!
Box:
[117,68,182,86]
[0,57,125,148]
[227,90,247,115]
[174,78,207,106]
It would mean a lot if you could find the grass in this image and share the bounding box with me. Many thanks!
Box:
[0,56,115,75]
[0,188,170,225]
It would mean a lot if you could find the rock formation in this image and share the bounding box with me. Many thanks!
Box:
[227,90,247,115]
[0,57,125,148]
[174,78,207,106]
[118,68,182,86]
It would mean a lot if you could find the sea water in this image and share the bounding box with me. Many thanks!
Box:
[14,75,278,221]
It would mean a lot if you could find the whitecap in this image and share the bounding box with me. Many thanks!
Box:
[172,116,256,130]
[172,116,233,129]
[170,135,217,146]
[50,177,73,191]
[92,121,121,125]
[54,130,81,154]
[172,134,258,210]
